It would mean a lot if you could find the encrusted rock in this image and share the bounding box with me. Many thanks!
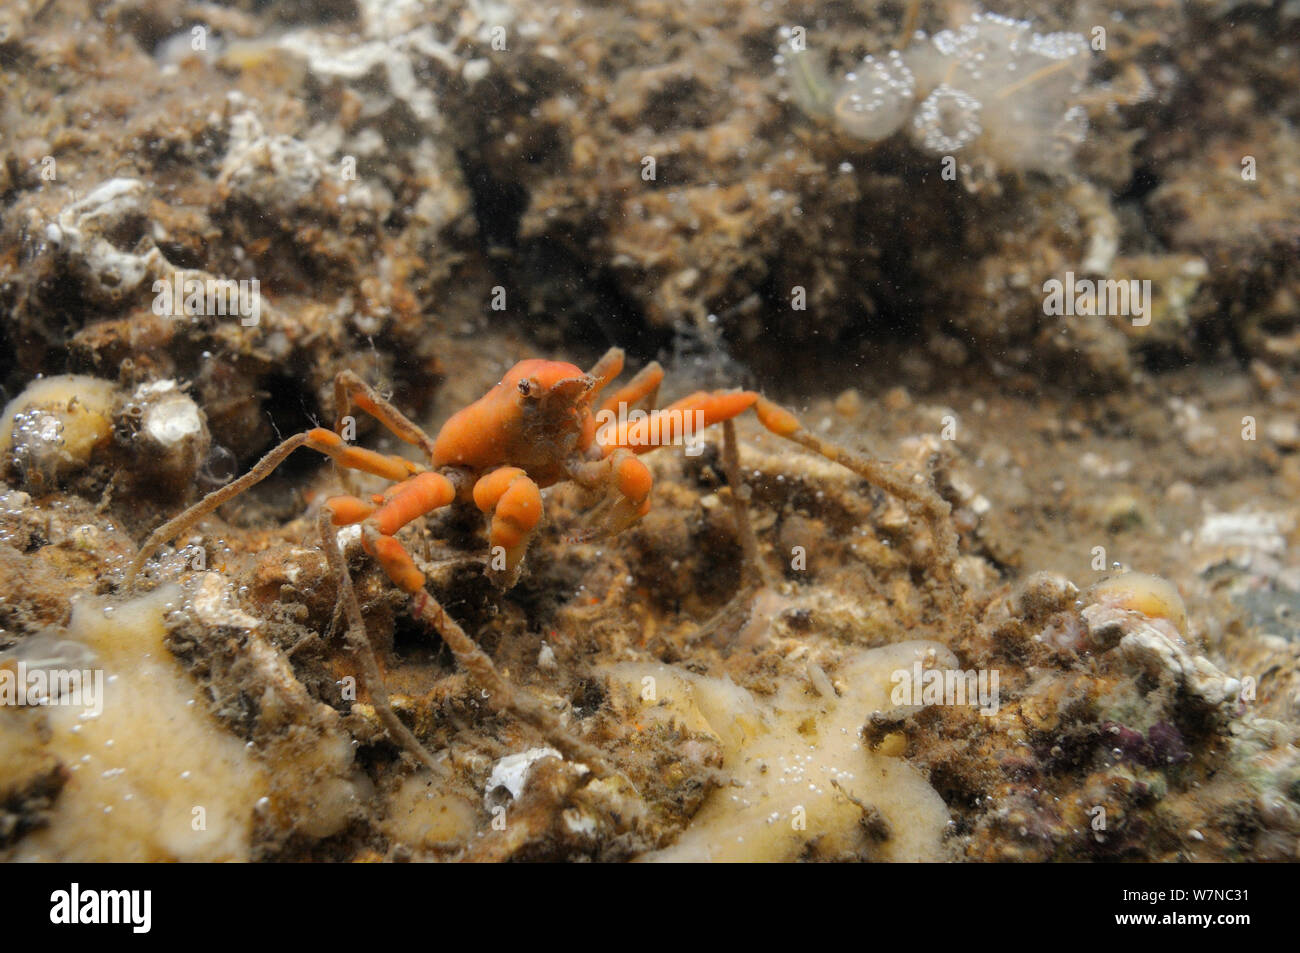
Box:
[1085,603,1241,707]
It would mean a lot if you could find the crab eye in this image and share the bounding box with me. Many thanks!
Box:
[517,378,540,399]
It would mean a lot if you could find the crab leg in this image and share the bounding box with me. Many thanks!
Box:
[565,448,654,539]
[584,347,626,403]
[317,509,442,774]
[125,427,420,588]
[325,471,458,593]
[472,467,544,588]
[597,361,664,416]
[590,388,961,606]
[409,587,618,778]
[597,389,759,454]
[689,418,777,646]
[753,397,961,601]
[718,419,774,589]
[333,369,438,458]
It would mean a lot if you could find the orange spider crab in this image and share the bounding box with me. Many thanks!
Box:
[124,347,959,773]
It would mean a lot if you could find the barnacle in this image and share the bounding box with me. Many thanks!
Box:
[122,381,211,495]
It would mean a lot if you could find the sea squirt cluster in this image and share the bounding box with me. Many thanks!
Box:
[780,9,1092,175]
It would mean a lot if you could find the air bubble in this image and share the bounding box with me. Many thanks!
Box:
[199,444,238,486]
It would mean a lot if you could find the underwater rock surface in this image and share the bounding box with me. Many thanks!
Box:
[0,0,1298,862]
